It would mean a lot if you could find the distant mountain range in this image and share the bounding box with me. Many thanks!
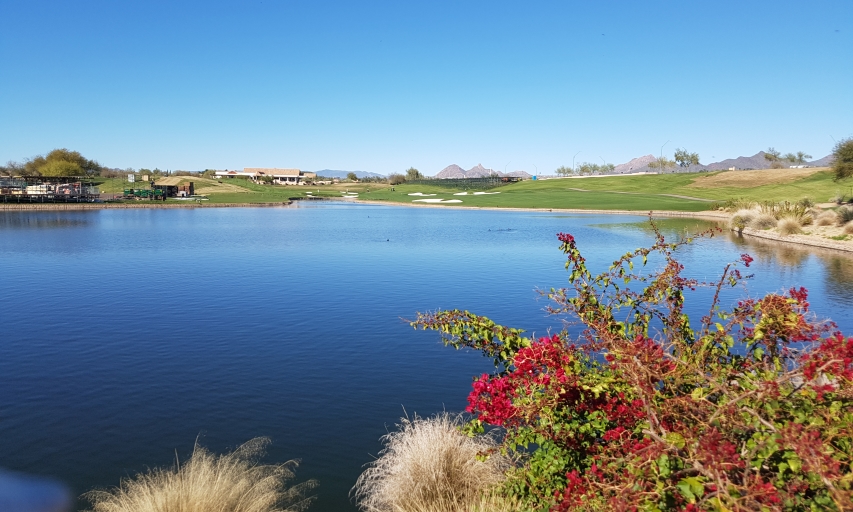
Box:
[613,155,658,174]
[435,163,531,179]
[312,170,386,179]
[609,152,834,174]
[308,152,835,180]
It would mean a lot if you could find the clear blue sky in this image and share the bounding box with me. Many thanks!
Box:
[1,0,851,175]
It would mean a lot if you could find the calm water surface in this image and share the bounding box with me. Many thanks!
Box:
[2,203,852,511]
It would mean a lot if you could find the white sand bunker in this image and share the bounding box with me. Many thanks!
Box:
[408,192,437,196]
[473,191,500,195]
[412,199,463,203]
[453,192,468,195]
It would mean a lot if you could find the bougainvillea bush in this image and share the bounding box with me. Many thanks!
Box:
[413,224,852,511]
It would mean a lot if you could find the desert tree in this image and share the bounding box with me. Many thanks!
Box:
[652,156,676,172]
[832,137,853,181]
[674,148,700,168]
[764,147,781,162]
[405,167,423,180]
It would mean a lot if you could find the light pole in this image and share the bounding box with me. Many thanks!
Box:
[599,156,606,174]
[573,151,581,174]
[660,140,670,173]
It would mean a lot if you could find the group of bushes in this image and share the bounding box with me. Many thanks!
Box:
[406,227,853,510]
[728,199,853,237]
[81,226,852,511]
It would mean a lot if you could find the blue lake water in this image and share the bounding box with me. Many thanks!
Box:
[2,203,852,511]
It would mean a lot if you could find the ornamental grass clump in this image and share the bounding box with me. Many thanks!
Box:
[837,206,853,226]
[844,221,853,235]
[413,222,853,511]
[729,209,756,231]
[352,413,511,512]
[815,210,839,226]
[84,438,316,512]
[777,217,803,235]
[748,212,777,230]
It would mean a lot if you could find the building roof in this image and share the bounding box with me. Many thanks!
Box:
[244,167,302,176]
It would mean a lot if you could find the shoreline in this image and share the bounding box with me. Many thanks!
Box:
[4,197,851,255]
[0,201,293,210]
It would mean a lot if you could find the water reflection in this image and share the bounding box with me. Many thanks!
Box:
[727,231,853,307]
[818,253,853,305]
[0,212,91,230]
[590,217,723,237]
[726,232,811,268]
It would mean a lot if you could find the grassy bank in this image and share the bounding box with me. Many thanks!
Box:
[90,168,849,212]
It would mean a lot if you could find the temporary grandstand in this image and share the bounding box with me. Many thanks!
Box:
[0,176,100,203]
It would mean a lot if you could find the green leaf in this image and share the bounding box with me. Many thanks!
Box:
[665,432,686,449]
[677,477,704,503]
[787,456,801,473]
[656,454,671,478]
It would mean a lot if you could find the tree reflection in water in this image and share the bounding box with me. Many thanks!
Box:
[0,212,90,230]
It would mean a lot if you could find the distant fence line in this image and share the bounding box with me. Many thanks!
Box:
[406,177,512,190]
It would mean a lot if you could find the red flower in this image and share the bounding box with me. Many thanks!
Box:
[740,253,754,267]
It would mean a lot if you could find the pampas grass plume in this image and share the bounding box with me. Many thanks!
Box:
[84,438,316,512]
[352,413,512,512]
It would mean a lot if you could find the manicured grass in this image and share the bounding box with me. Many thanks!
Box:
[362,183,711,211]
[505,169,842,203]
[92,168,851,212]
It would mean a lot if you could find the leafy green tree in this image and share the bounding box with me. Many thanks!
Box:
[832,137,853,181]
[783,152,798,163]
[39,160,84,176]
[23,148,103,177]
[555,166,574,176]
[652,156,676,172]
[388,173,406,185]
[674,148,700,168]
[574,162,613,175]
[346,172,358,181]
[405,167,423,180]
[576,162,596,175]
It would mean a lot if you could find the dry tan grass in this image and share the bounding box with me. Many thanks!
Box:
[750,213,778,230]
[84,438,316,512]
[352,413,512,512]
[730,209,757,230]
[688,168,825,189]
[777,218,803,236]
[845,222,853,235]
[815,210,839,226]
[391,491,521,512]
[193,178,253,195]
